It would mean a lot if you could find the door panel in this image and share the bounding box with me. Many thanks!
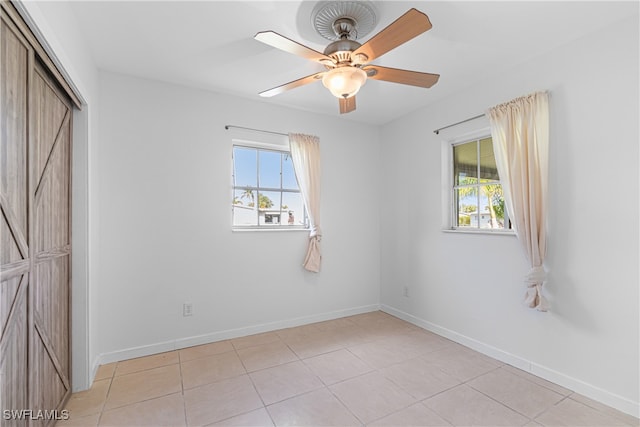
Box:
[30,61,72,423]
[34,257,70,379]
[0,14,29,253]
[0,9,31,425]
[0,275,28,427]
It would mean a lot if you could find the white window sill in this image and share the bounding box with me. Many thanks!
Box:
[232,227,310,233]
[442,228,515,236]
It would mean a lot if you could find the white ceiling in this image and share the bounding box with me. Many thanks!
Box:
[69,1,637,125]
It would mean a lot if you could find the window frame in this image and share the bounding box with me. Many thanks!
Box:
[231,140,309,231]
[441,129,514,235]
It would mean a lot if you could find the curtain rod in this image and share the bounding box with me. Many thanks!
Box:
[433,114,485,135]
[225,124,288,137]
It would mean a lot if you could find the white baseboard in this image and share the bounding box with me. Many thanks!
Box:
[96,304,380,367]
[380,304,639,419]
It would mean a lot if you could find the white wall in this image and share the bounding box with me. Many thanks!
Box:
[18,1,638,417]
[380,14,639,416]
[95,71,381,361]
[15,1,100,392]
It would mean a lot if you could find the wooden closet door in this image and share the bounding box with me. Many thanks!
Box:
[1,4,73,424]
[1,10,32,424]
[29,61,73,422]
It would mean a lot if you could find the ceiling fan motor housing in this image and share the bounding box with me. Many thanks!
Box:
[323,39,363,64]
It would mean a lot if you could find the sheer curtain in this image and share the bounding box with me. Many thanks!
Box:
[487,91,550,311]
[289,133,322,272]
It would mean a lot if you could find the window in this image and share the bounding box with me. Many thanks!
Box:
[232,145,308,229]
[451,136,511,231]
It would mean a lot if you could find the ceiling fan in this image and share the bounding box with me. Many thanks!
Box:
[254,6,439,114]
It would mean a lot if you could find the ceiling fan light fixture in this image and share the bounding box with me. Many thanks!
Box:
[322,66,367,99]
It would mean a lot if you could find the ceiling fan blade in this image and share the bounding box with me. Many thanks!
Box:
[365,65,440,88]
[255,31,335,65]
[259,72,325,97]
[339,96,356,114]
[353,9,432,63]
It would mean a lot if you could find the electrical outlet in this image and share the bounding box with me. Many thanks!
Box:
[183,303,193,317]
[403,286,409,297]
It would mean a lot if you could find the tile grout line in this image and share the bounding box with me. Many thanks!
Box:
[530,393,574,425]
[466,366,567,420]
[94,363,116,426]
[323,372,366,426]
[565,392,640,426]
[232,344,276,426]
[463,381,536,423]
[366,353,454,426]
[503,364,574,396]
[95,362,184,421]
[323,332,409,426]
[266,329,366,424]
[177,349,189,427]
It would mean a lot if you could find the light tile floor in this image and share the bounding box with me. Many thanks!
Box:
[58,311,639,427]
